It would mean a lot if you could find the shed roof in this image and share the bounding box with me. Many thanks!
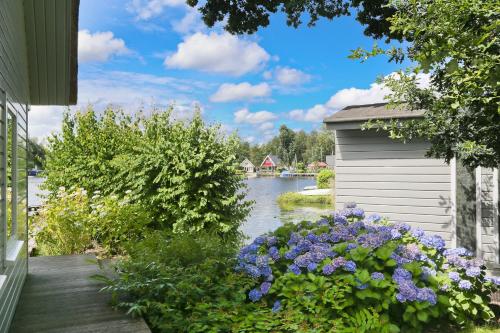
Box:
[260,154,281,167]
[240,158,255,167]
[323,103,425,124]
[24,0,79,105]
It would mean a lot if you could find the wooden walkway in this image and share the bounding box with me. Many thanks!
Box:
[9,255,150,333]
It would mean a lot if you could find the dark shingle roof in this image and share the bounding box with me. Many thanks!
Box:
[323,103,425,123]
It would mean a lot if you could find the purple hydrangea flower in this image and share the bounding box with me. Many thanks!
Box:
[417,287,437,305]
[344,260,357,272]
[249,288,262,302]
[448,271,460,282]
[466,266,481,277]
[260,282,271,294]
[371,272,384,280]
[420,235,445,251]
[485,276,500,285]
[254,236,266,245]
[288,264,301,275]
[393,268,412,283]
[365,213,382,223]
[245,265,261,278]
[458,280,472,290]
[307,262,318,272]
[322,264,335,275]
[346,243,357,251]
[268,246,280,261]
[267,236,278,246]
[396,280,418,302]
[390,229,402,240]
[272,300,282,312]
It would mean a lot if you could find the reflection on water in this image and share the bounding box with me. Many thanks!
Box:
[240,177,333,241]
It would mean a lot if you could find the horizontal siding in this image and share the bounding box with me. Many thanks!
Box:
[335,129,453,243]
[0,242,27,332]
[480,168,499,265]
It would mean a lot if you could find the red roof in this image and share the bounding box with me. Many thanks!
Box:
[308,161,328,168]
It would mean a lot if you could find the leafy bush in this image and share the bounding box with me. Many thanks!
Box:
[235,203,499,332]
[100,232,257,333]
[33,187,92,256]
[32,188,152,256]
[117,110,251,236]
[43,106,250,238]
[277,192,332,206]
[89,193,153,256]
[317,169,335,189]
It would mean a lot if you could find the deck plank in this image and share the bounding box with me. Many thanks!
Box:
[9,255,150,333]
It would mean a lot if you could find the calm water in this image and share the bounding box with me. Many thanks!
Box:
[241,177,332,241]
[28,176,333,240]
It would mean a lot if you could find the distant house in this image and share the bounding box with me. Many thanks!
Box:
[307,161,328,171]
[240,158,256,173]
[324,103,499,274]
[260,154,281,172]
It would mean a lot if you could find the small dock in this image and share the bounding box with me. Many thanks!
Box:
[280,172,317,178]
[9,255,150,333]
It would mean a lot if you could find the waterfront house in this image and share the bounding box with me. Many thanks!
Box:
[240,158,256,173]
[260,154,281,172]
[324,103,499,274]
[307,161,328,171]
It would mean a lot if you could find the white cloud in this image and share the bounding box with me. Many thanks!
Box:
[164,32,270,76]
[30,105,67,138]
[127,0,185,20]
[234,108,277,125]
[78,30,130,63]
[258,122,274,131]
[274,67,311,85]
[210,82,271,102]
[326,81,389,110]
[171,7,205,35]
[288,104,331,122]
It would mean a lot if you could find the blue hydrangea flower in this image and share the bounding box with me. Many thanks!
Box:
[322,264,335,276]
[245,265,261,278]
[485,276,500,285]
[393,268,412,284]
[448,271,460,282]
[421,267,436,280]
[249,288,262,302]
[254,236,266,245]
[267,236,278,246]
[465,266,481,277]
[371,272,384,280]
[417,287,437,305]
[343,260,357,272]
[288,264,301,275]
[307,262,318,272]
[346,243,357,251]
[268,246,280,261]
[260,282,271,294]
[420,235,445,251]
[272,300,282,313]
[458,280,472,290]
[396,280,418,302]
[365,213,382,223]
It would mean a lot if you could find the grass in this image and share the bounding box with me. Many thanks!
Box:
[461,325,500,333]
[277,192,332,206]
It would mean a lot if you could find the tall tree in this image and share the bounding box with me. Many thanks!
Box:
[277,125,296,166]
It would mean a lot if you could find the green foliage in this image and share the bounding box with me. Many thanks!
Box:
[189,0,400,40]
[27,137,46,169]
[277,192,332,206]
[43,106,250,238]
[32,188,152,256]
[89,193,153,256]
[33,188,92,256]
[100,232,256,333]
[235,125,335,167]
[317,169,335,189]
[117,109,251,236]
[353,0,500,168]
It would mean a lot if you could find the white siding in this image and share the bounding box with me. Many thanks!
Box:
[335,129,454,242]
[0,0,29,330]
[480,168,499,267]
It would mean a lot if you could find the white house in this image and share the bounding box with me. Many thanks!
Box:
[240,158,256,173]
[324,103,499,274]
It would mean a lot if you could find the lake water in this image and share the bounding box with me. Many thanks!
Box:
[28,176,333,240]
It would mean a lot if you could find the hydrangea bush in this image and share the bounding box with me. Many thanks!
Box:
[236,203,500,332]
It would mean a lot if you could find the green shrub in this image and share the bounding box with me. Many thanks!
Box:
[89,193,153,256]
[32,188,152,257]
[33,187,92,256]
[100,232,256,333]
[277,192,332,206]
[236,203,499,332]
[317,169,335,189]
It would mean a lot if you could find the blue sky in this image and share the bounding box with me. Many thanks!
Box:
[31,0,408,142]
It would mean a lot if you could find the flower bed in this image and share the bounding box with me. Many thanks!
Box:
[236,203,500,332]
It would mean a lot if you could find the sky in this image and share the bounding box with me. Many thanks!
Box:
[30,0,409,143]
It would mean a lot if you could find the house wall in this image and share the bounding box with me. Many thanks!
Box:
[335,129,455,244]
[0,0,30,331]
[479,168,499,269]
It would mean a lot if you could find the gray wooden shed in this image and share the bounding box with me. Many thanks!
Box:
[324,103,499,273]
[0,0,79,330]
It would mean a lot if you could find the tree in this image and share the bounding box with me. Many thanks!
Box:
[277,125,296,166]
[28,138,46,169]
[356,0,499,168]
[193,0,499,168]
[187,0,400,41]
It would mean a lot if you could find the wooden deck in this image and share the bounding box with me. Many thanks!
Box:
[9,255,150,333]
